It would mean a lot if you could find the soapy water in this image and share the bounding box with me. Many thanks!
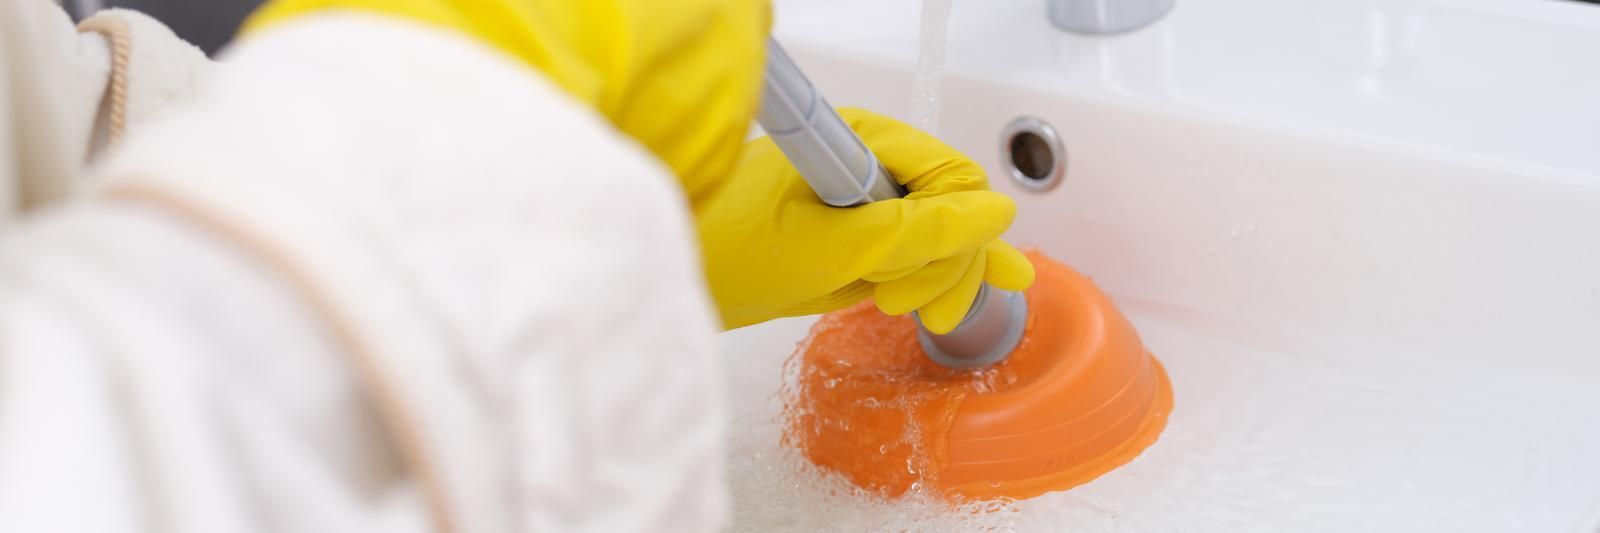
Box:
[780,304,1017,498]
[723,302,1600,531]
[910,0,952,135]
[725,440,1018,532]
[720,304,1020,532]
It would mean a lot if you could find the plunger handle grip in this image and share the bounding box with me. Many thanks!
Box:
[756,39,1026,368]
[757,40,906,205]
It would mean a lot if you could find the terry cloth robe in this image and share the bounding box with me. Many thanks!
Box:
[0,8,727,533]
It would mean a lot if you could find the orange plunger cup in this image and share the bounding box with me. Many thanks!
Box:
[785,250,1173,501]
[757,39,1171,500]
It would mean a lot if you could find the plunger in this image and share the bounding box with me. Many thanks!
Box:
[759,39,1172,500]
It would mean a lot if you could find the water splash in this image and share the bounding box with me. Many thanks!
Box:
[749,306,1018,531]
[910,0,953,135]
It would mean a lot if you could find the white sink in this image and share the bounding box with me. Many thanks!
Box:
[721,0,1600,530]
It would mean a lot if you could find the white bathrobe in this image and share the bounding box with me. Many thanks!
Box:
[0,7,727,533]
[0,2,211,213]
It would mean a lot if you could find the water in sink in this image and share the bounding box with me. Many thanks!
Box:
[721,300,1600,531]
[721,316,1021,532]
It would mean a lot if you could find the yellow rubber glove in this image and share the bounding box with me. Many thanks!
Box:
[243,0,769,202]
[244,1,1035,332]
[702,108,1035,332]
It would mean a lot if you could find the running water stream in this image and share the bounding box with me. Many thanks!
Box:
[910,0,952,135]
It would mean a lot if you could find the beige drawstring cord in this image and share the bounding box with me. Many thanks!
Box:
[102,183,461,533]
[76,14,132,146]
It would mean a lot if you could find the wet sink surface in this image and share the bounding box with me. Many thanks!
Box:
[720,300,1600,531]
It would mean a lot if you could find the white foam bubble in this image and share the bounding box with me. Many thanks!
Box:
[720,318,1019,531]
[726,448,1019,533]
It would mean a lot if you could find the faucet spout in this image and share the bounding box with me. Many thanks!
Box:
[1048,0,1174,34]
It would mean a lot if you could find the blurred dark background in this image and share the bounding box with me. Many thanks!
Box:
[63,0,265,56]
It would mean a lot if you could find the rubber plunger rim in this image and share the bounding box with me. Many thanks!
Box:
[787,252,1174,501]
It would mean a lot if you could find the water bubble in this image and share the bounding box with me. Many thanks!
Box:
[744,270,1021,532]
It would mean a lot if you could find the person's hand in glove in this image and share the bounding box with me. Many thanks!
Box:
[700,108,1035,333]
[245,0,1033,333]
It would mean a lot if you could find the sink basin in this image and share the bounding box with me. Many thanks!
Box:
[721,0,1600,530]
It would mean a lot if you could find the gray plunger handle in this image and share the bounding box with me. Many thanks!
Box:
[756,40,905,205]
[756,39,1027,368]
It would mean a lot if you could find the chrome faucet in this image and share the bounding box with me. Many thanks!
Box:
[1048,0,1174,34]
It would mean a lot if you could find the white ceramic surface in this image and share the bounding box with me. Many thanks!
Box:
[722,0,1600,530]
